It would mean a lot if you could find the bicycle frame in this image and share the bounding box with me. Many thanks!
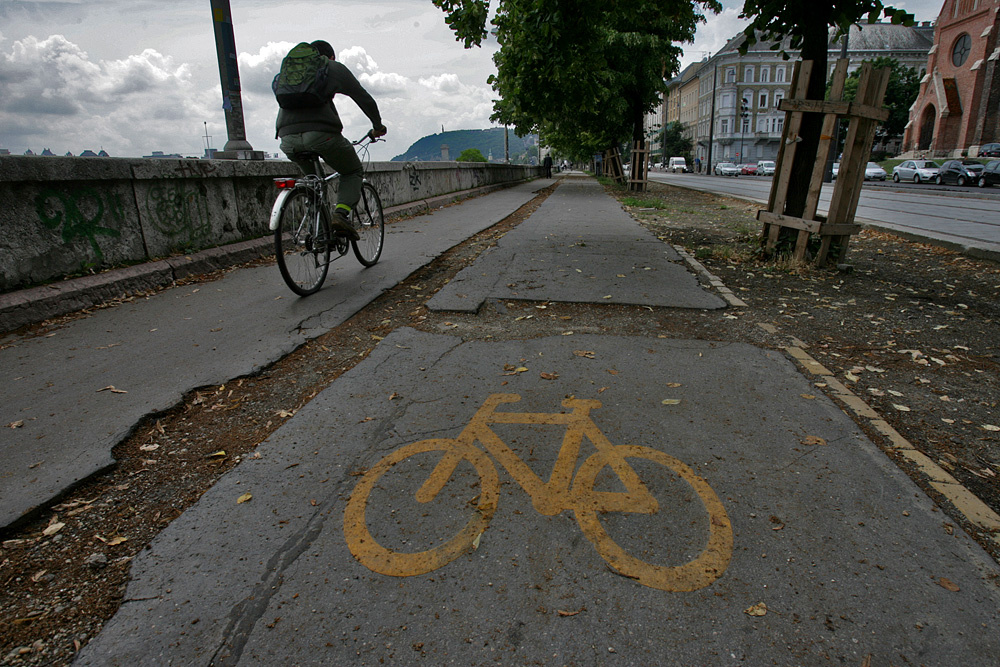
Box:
[416,394,658,516]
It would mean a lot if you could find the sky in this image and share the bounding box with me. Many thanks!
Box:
[0,0,944,161]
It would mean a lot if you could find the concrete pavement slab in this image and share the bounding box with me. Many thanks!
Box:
[0,180,553,529]
[77,328,1000,666]
[429,178,725,311]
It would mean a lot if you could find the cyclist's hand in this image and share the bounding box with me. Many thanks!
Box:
[371,125,387,139]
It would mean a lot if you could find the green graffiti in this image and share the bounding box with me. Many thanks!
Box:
[145,184,211,245]
[35,187,122,261]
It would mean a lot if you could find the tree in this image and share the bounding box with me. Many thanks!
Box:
[840,56,920,142]
[432,0,720,160]
[738,0,913,220]
[658,121,693,163]
[457,147,488,162]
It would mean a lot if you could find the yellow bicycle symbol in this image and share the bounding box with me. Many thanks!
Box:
[344,393,733,592]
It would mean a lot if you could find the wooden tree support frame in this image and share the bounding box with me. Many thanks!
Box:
[628,141,649,192]
[604,147,625,183]
[758,59,890,267]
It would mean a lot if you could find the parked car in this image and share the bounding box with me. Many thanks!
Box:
[864,162,887,180]
[714,162,740,176]
[892,159,940,183]
[739,163,757,175]
[936,159,985,186]
[756,160,776,176]
[979,143,1000,158]
[978,160,1000,187]
[831,162,839,180]
[668,157,688,173]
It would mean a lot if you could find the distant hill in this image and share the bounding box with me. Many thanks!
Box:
[391,128,537,163]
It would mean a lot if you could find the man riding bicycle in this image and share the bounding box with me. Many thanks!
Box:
[275,40,387,241]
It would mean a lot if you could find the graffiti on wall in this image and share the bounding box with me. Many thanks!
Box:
[145,183,212,245]
[403,162,421,192]
[35,187,123,261]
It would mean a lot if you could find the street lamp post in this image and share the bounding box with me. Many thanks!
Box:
[210,0,263,159]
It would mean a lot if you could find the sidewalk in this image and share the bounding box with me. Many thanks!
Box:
[65,176,1000,665]
[0,179,555,529]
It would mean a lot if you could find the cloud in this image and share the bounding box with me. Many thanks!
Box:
[0,34,212,154]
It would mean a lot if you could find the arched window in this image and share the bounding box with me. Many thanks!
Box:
[775,67,785,83]
[760,67,770,83]
[744,66,755,83]
[726,68,736,83]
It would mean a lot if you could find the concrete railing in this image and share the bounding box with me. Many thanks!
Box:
[0,156,542,293]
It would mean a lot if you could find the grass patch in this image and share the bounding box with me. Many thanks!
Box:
[623,197,667,209]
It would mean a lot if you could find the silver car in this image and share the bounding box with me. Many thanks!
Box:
[714,162,740,176]
[864,162,887,180]
[892,159,939,184]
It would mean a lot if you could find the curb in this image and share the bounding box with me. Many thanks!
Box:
[0,180,535,336]
[670,240,1000,552]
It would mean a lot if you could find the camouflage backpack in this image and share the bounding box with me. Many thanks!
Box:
[272,42,329,109]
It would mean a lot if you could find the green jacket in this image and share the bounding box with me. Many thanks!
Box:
[275,59,382,138]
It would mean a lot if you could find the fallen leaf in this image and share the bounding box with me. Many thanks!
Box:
[800,393,816,400]
[43,522,65,537]
[661,399,681,405]
[744,602,768,616]
[573,350,596,359]
[237,492,253,504]
[983,424,1000,432]
[540,372,559,380]
[893,404,911,412]
[845,372,859,382]
[276,409,295,418]
[97,385,127,394]
[31,570,47,583]
[107,536,128,546]
[205,450,227,459]
[139,443,160,452]
[801,435,827,446]
[666,382,682,388]
[557,609,583,617]
[937,577,960,592]
[472,532,482,550]
[7,420,24,429]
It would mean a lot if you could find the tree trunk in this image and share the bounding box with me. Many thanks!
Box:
[783,17,831,219]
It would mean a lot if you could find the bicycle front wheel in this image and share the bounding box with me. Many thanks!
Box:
[343,438,498,577]
[274,188,330,296]
[351,181,384,267]
[573,445,733,592]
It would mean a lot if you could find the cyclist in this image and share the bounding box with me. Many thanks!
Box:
[275,40,387,240]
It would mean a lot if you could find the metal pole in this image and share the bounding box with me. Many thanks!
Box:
[706,64,717,175]
[210,0,254,154]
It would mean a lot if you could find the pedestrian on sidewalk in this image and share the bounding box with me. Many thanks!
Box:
[543,154,553,178]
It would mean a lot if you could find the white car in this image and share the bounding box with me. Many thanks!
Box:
[864,162,887,181]
[756,160,776,176]
[892,159,939,183]
[714,162,740,176]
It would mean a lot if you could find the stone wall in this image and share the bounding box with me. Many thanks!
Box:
[0,156,540,292]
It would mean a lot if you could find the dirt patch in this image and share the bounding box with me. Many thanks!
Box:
[1,177,998,665]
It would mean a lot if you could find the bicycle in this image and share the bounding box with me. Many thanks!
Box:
[344,393,733,592]
[269,133,385,296]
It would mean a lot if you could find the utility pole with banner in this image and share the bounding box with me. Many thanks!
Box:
[210,0,264,159]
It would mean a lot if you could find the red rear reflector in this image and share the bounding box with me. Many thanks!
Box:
[274,178,297,189]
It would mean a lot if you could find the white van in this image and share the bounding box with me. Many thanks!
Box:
[756,160,776,176]
[668,157,687,173]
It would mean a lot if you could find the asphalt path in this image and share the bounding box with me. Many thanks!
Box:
[0,180,555,529]
[650,172,1000,259]
[74,177,1000,666]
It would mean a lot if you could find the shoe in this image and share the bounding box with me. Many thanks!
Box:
[330,210,360,241]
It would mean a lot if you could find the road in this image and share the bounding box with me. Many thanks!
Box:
[650,171,1000,258]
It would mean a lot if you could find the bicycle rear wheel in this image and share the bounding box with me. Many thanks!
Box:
[351,181,384,266]
[275,188,331,296]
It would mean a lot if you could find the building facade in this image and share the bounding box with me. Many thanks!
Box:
[902,0,1000,157]
[666,21,934,171]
